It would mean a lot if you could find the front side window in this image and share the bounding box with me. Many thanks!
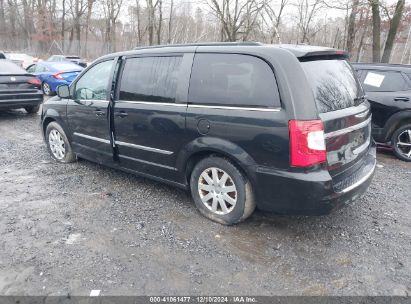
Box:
[188,53,281,108]
[74,60,113,100]
[361,70,407,92]
[119,56,182,103]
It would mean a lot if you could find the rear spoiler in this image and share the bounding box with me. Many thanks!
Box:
[298,50,349,62]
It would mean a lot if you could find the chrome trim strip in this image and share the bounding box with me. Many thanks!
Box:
[115,140,173,155]
[115,100,281,112]
[188,104,281,112]
[73,132,111,144]
[325,116,371,139]
[119,154,177,171]
[116,100,187,107]
[352,136,371,155]
[354,110,369,118]
[337,159,376,194]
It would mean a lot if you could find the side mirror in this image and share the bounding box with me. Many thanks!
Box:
[57,84,70,98]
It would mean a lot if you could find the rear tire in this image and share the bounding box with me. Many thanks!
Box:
[42,82,53,96]
[25,105,40,114]
[190,156,256,225]
[392,124,411,162]
[45,122,75,163]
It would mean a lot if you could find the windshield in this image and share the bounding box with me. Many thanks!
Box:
[301,59,363,113]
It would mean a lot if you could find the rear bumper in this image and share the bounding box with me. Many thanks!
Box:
[0,90,43,109]
[252,145,377,215]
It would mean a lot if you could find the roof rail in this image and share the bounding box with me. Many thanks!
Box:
[133,41,263,50]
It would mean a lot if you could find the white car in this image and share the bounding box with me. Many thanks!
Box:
[5,53,39,69]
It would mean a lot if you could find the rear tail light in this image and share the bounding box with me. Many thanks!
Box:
[28,78,41,87]
[289,120,326,167]
[52,72,64,80]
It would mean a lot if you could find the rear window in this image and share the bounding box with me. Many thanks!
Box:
[301,60,363,113]
[189,53,281,108]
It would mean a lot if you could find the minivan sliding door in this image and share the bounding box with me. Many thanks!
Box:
[113,54,193,184]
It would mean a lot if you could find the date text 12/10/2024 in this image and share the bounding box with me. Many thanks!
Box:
[149,296,257,303]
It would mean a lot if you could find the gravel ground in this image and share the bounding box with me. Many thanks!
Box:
[0,109,410,296]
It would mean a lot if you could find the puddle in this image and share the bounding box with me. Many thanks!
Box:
[65,233,82,245]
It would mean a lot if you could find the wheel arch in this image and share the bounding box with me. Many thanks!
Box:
[383,110,411,142]
[42,109,69,140]
[176,137,257,186]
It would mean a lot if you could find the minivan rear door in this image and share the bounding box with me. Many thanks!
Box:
[301,59,373,183]
[112,54,193,183]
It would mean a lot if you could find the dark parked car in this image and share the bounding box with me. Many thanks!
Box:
[41,43,376,225]
[353,63,411,161]
[47,55,87,68]
[0,59,43,113]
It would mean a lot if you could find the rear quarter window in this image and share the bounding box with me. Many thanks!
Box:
[301,59,363,113]
[361,70,407,92]
[188,53,281,108]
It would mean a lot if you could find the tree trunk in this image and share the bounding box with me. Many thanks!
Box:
[370,0,381,62]
[167,0,173,43]
[156,0,162,44]
[346,0,359,56]
[0,0,7,48]
[381,0,405,63]
[61,0,65,52]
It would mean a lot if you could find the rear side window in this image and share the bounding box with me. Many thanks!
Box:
[301,60,363,113]
[361,70,407,92]
[189,53,281,108]
[119,56,182,103]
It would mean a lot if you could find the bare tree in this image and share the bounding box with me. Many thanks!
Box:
[261,0,288,43]
[369,0,381,62]
[103,0,123,52]
[207,0,267,42]
[346,0,360,55]
[295,0,322,43]
[381,0,405,62]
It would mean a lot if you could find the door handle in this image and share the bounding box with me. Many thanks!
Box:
[94,109,105,116]
[115,111,128,118]
[394,97,409,102]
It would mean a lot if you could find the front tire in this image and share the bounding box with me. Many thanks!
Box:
[25,105,40,114]
[45,122,75,163]
[392,124,411,162]
[190,156,256,225]
[42,82,53,96]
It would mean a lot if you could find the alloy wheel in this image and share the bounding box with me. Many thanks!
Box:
[43,83,51,95]
[396,129,411,159]
[48,129,66,160]
[198,167,237,215]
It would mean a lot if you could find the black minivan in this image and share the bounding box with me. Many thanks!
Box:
[41,42,376,225]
